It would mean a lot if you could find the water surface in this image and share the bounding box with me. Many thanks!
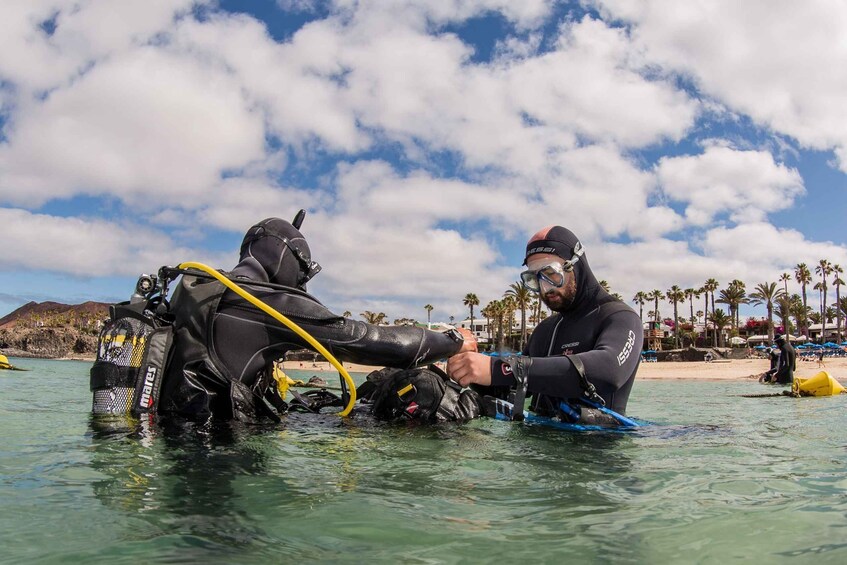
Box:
[2,358,846,563]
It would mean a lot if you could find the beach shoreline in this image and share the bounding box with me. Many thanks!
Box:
[280,357,847,382]
[4,355,842,383]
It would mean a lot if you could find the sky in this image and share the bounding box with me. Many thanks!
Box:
[2,0,847,325]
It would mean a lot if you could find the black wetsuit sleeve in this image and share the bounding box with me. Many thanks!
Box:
[494,311,642,400]
[214,290,463,382]
[314,319,462,368]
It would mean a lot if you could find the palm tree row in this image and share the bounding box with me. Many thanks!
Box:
[632,260,847,348]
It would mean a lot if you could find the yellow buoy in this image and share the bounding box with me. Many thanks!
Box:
[0,354,9,366]
[793,371,846,397]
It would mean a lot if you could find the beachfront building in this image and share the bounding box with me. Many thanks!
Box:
[807,322,846,343]
[642,321,672,350]
[456,318,489,343]
[457,312,535,347]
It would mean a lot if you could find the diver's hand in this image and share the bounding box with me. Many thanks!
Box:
[447,352,491,387]
[457,328,478,353]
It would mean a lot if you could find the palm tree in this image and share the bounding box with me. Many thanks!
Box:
[826,306,837,323]
[717,282,746,333]
[666,285,685,348]
[709,309,731,347]
[795,263,812,336]
[632,291,648,320]
[775,297,792,336]
[501,295,517,348]
[703,278,719,346]
[342,310,352,318]
[648,289,663,323]
[505,282,531,351]
[480,303,494,347]
[360,311,387,325]
[788,293,807,335]
[684,288,700,327]
[839,296,847,330]
[599,280,611,292]
[424,304,434,328]
[779,272,791,295]
[833,265,844,343]
[749,282,784,342]
[488,300,506,352]
[696,310,704,324]
[816,259,832,342]
[463,293,479,335]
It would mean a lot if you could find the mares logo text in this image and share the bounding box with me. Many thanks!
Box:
[139,366,157,408]
[617,330,635,366]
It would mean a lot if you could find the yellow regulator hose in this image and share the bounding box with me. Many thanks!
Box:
[177,262,357,416]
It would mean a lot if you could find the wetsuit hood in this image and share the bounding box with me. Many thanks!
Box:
[233,217,316,290]
[524,225,608,313]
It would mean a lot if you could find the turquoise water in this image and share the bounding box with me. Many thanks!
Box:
[2,358,847,564]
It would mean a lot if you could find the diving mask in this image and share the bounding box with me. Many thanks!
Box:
[520,262,570,292]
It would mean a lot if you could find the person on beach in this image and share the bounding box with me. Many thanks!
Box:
[446,225,643,420]
[157,216,476,421]
[759,335,795,384]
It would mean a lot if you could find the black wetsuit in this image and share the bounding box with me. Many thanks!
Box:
[488,252,642,415]
[159,218,462,421]
[771,342,796,384]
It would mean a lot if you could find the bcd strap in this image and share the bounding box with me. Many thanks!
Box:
[505,356,531,421]
[90,362,137,390]
[564,354,605,407]
[131,326,174,416]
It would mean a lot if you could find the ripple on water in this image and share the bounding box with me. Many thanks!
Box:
[3,365,847,562]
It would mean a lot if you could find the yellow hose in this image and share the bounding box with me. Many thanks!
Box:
[177,262,357,416]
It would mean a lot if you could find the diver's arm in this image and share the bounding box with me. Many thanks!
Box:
[306,318,463,369]
[490,311,643,397]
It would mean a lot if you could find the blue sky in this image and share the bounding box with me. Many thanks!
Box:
[1,0,847,325]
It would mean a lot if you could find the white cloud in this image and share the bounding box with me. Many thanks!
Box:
[0,208,230,277]
[330,0,553,29]
[0,0,199,93]
[0,1,845,324]
[656,144,804,226]
[0,45,265,208]
[304,210,518,319]
[594,0,847,172]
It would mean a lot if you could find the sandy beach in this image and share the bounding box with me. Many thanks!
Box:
[280,356,847,382]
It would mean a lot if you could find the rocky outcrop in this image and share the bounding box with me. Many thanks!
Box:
[0,327,98,359]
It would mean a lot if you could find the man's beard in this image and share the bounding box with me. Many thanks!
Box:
[541,279,577,312]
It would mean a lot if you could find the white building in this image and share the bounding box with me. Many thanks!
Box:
[807,322,846,342]
[456,313,536,344]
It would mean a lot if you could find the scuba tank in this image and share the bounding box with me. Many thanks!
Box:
[90,273,174,417]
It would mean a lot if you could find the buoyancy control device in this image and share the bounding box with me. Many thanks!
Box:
[90,275,174,417]
[357,365,483,422]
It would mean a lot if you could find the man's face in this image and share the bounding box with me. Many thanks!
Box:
[525,252,577,311]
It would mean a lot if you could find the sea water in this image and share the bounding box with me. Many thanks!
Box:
[2,358,846,564]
